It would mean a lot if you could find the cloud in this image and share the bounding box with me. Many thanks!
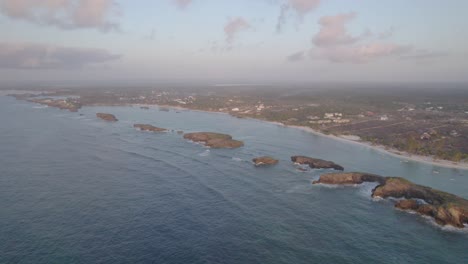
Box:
[312,12,358,47]
[276,0,320,32]
[173,0,192,9]
[306,12,424,63]
[0,42,121,69]
[319,43,412,63]
[288,0,320,16]
[286,50,305,62]
[0,0,120,32]
[224,17,250,44]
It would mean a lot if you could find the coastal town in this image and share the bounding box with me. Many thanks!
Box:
[10,85,467,164]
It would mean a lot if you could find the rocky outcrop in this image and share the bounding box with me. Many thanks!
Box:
[134,124,167,132]
[313,172,468,228]
[183,132,244,149]
[30,98,81,112]
[252,156,279,166]
[96,113,118,122]
[312,172,385,185]
[291,156,344,171]
[395,199,419,210]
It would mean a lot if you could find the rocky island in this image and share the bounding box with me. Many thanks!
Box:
[291,156,344,171]
[313,172,468,228]
[252,156,279,166]
[183,132,244,149]
[96,113,118,122]
[134,124,167,132]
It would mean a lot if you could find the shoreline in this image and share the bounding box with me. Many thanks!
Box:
[11,95,467,171]
[285,124,468,170]
[134,103,468,170]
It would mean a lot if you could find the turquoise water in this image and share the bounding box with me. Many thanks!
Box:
[0,96,467,264]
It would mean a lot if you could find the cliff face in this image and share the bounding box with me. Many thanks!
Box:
[313,172,468,228]
[183,132,244,149]
[291,156,344,171]
[96,113,118,122]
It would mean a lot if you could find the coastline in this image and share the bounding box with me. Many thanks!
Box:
[286,125,468,170]
[134,103,468,170]
[13,95,467,171]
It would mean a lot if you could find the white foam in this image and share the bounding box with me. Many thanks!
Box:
[198,150,210,157]
[232,157,242,162]
[420,215,468,234]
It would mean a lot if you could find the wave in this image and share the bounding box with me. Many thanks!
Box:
[199,150,210,157]
[232,157,242,162]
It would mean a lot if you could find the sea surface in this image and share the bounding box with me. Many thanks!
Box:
[1,95,467,264]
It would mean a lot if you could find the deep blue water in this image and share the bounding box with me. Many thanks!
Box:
[0,95,467,264]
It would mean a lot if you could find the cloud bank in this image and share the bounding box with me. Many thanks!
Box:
[0,0,120,32]
[0,42,121,69]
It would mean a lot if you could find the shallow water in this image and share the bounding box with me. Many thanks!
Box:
[0,96,467,264]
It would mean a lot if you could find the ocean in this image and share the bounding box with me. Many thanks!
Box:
[0,95,467,263]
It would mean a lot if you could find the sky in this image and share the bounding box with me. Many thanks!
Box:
[0,0,467,83]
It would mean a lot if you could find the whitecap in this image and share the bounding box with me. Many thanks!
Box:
[232,157,242,162]
[198,150,210,157]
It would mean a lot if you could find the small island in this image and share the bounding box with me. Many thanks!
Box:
[134,124,167,132]
[313,172,468,228]
[183,132,244,149]
[96,113,118,122]
[252,156,279,166]
[291,156,344,171]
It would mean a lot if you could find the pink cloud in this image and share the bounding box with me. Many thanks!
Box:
[173,0,192,9]
[288,0,320,16]
[224,17,250,44]
[313,12,358,47]
[0,0,120,32]
[306,12,418,63]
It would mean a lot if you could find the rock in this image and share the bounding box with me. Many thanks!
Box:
[177,131,184,135]
[252,156,279,166]
[96,113,118,122]
[312,172,385,185]
[140,106,150,110]
[291,156,344,171]
[134,124,167,132]
[183,132,244,149]
[313,172,468,228]
[395,199,419,210]
[29,98,81,112]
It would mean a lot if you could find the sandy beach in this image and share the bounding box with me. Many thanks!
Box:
[287,125,468,170]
